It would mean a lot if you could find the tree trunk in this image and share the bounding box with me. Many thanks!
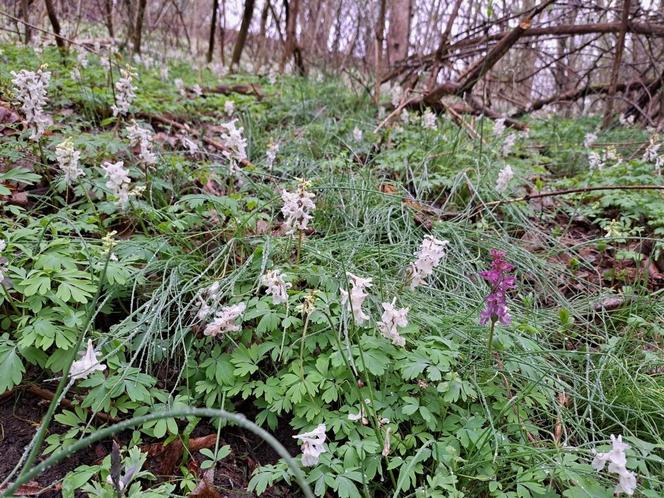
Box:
[373,0,387,104]
[207,0,219,63]
[20,0,32,44]
[231,0,256,69]
[386,0,412,66]
[132,0,148,54]
[601,0,631,129]
[281,0,303,73]
[124,0,135,49]
[43,0,66,53]
[103,0,115,38]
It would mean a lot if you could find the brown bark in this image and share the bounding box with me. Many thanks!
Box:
[231,0,256,69]
[103,0,114,38]
[43,0,66,53]
[373,0,387,104]
[207,0,219,63]
[20,0,32,44]
[281,0,304,74]
[602,0,631,129]
[386,0,412,66]
[132,0,148,54]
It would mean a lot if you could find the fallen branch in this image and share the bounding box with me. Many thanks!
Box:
[27,384,118,424]
[193,83,263,99]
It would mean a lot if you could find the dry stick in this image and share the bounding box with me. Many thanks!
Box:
[26,384,118,424]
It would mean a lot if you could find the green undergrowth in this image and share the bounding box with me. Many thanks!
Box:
[0,44,663,498]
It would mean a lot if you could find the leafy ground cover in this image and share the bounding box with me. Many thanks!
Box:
[0,44,663,498]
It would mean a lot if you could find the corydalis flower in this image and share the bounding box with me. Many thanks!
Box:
[220,119,248,163]
[203,302,246,337]
[583,132,598,149]
[293,424,326,467]
[55,138,85,184]
[266,141,279,169]
[281,182,316,235]
[495,165,514,192]
[11,67,51,139]
[340,273,372,325]
[224,100,235,114]
[101,160,138,208]
[111,69,136,117]
[501,133,517,156]
[192,84,203,97]
[422,109,437,130]
[378,299,408,347]
[353,127,363,142]
[479,249,516,326]
[592,435,637,496]
[174,78,186,96]
[643,134,662,175]
[196,281,221,320]
[493,118,506,137]
[126,121,157,165]
[409,236,449,289]
[70,339,106,380]
[180,135,199,156]
[0,239,7,284]
[260,269,291,305]
[348,399,370,425]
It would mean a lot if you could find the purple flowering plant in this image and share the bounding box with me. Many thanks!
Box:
[479,249,516,357]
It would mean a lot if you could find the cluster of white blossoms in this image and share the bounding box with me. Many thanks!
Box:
[174,78,186,97]
[126,121,157,165]
[422,109,437,130]
[111,69,136,117]
[224,100,235,115]
[377,299,409,347]
[192,84,203,97]
[340,273,372,325]
[0,239,7,284]
[55,138,85,185]
[293,424,327,467]
[592,435,637,496]
[203,302,247,337]
[196,281,221,320]
[220,119,248,163]
[408,235,449,289]
[180,135,199,156]
[353,127,363,142]
[583,132,598,149]
[493,118,506,137]
[619,114,635,126]
[495,165,514,192]
[260,269,291,305]
[643,133,662,174]
[70,339,107,380]
[281,182,316,235]
[101,160,138,208]
[11,67,52,139]
[501,133,517,156]
[266,141,280,169]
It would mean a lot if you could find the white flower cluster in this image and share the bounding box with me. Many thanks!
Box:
[643,133,662,174]
[101,160,137,208]
[353,127,363,142]
[203,302,246,337]
[422,109,437,130]
[220,119,248,163]
[592,435,637,496]
[589,147,622,171]
[501,133,517,156]
[180,135,199,156]
[619,114,634,126]
[340,273,372,325]
[495,165,514,192]
[266,141,280,169]
[260,269,291,305]
[224,100,235,115]
[196,281,221,320]
[293,424,327,467]
[493,118,506,137]
[408,235,449,288]
[281,182,316,235]
[55,138,85,184]
[111,69,136,117]
[583,132,598,149]
[126,121,157,165]
[192,84,203,97]
[11,67,52,139]
[377,299,409,347]
[70,339,106,380]
[0,239,7,284]
[174,78,186,96]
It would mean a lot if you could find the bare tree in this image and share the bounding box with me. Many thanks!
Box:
[43,0,66,53]
[374,0,387,103]
[386,0,412,66]
[132,0,148,53]
[207,0,220,63]
[231,0,256,69]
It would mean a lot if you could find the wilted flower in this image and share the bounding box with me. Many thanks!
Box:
[281,182,316,235]
[353,127,363,142]
[111,69,136,117]
[592,435,637,496]
[422,109,437,130]
[220,119,248,163]
[293,424,326,467]
[224,100,235,114]
[348,399,370,425]
[203,302,246,337]
[340,272,372,325]
[409,235,449,289]
[70,339,106,380]
[479,249,516,326]
[495,165,514,192]
[126,121,157,165]
[377,299,408,347]
[382,427,392,456]
[11,67,52,139]
[55,138,85,184]
[260,269,291,305]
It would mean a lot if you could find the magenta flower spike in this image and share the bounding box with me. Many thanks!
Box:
[479,249,516,326]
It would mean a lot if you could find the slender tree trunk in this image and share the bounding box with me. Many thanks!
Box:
[231,0,256,69]
[373,0,387,104]
[43,0,66,53]
[258,0,270,64]
[219,0,226,64]
[132,0,148,54]
[386,0,412,66]
[20,0,32,44]
[124,0,135,49]
[207,0,219,63]
[281,0,304,74]
[602,0,631,128]
[103,0,115,38]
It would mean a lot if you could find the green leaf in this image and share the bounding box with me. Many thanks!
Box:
[0,342,25,394]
